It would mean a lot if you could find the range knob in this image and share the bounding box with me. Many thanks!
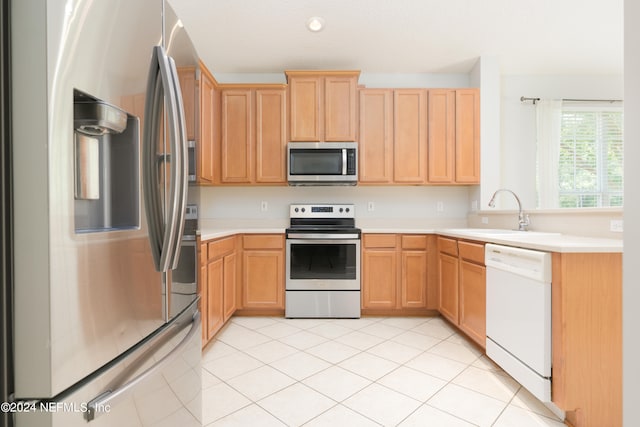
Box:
[294,208,299,213]
[339,208,344,213]
[301,208,306,213]
[345,207,350,213]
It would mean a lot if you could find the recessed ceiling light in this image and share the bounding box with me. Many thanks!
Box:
[306,16,325,32]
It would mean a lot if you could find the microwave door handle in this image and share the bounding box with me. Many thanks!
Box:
[342,148,347,175]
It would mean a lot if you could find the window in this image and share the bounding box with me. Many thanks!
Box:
[557,106,623,208]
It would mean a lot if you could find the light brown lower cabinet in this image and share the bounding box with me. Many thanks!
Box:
[437,237,486,349]
[222,252,237,321]
[362,234,398,309]
[199,233,285,346]
[240,234,285,311]
[438,251,459,323]
[362,234,436,313]
[203,236,237,343]
[198,240,208,345]
[551,252,622,427]
[206,257,224,340]
[457,241,486,347]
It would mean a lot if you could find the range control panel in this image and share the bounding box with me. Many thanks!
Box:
[289,204,355,219]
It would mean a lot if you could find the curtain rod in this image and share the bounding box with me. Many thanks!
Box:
[520,96,623,105]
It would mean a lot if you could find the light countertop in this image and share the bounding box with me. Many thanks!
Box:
[198,218,288,241]
[197,218,622,253]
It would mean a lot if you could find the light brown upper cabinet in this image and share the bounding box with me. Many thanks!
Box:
[428,89,456,183]
[428,89,480,184]
[359,89,394,183]
[177,66,197,141]
[199,65,217,183]
[360,87,480,186]
[358,89,428,184]
[177,62,217,184]
[219,84,287,184]
[455,89,480,183]
[286,70,360,142]
[394,89,429,183]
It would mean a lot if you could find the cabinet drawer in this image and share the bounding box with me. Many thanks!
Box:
[208,236,236,259]
[437,236,458,256]
[363,234,397,249]
[243,234,284,250]
[401,235,428,250]
[458,241,485,264]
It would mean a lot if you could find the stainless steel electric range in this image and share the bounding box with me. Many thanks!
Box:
[285,204,361,318]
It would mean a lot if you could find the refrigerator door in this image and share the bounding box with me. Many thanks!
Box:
[164,2,202,321]
[11,0,171,398]
[15,301,202,427]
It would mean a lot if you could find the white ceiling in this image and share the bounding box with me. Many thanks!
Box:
[168,0,623,76]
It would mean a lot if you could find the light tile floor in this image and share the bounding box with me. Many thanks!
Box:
[202,316,565,427]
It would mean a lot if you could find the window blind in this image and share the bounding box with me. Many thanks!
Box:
[558,106,623,208]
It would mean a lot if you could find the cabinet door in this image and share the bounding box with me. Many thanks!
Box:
[221,89,252,183]
[199,243,208,345]
[394,89,428,183]
[255,89,287,183]
[401,250,428,308]
[199,68,216,183]
[242,250,284,308]
[455,89,480,183]
[428,89,455,183]
[207,258,224,340]
[438,252,459,324]
[289,76,322,141]
[223,252,237,321]
[362,249,397,309]
[177,67,196,141]
[324,75,357,141]
[459,260,486,348]
[359,89,393,183]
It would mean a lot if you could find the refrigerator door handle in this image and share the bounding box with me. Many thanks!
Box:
[165,55,188,270]
[84,310,201,422]
[142,46,186,272]
[143,46,164,271]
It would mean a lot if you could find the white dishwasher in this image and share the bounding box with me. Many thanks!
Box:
[485,243,552,402]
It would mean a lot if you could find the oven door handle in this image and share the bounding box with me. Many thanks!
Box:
[287,237,361,244]
[286,233,360,240]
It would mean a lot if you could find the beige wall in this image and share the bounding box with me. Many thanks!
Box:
[468,209,623,239]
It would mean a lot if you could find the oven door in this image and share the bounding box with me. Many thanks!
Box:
[286,238,361,290]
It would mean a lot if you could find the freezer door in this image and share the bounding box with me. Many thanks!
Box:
[14,303,202,427]
[11,0,169,398]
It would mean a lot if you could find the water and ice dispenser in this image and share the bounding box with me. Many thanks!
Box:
[73,89,140,232]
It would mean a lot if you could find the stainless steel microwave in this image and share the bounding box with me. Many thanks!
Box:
[287,142,358,185]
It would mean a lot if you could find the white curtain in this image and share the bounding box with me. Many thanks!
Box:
[536,99,563,209]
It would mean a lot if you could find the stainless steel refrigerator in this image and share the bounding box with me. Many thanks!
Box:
[4,0,202,426]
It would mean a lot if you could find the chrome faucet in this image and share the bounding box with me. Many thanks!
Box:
[488,189,530,231]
